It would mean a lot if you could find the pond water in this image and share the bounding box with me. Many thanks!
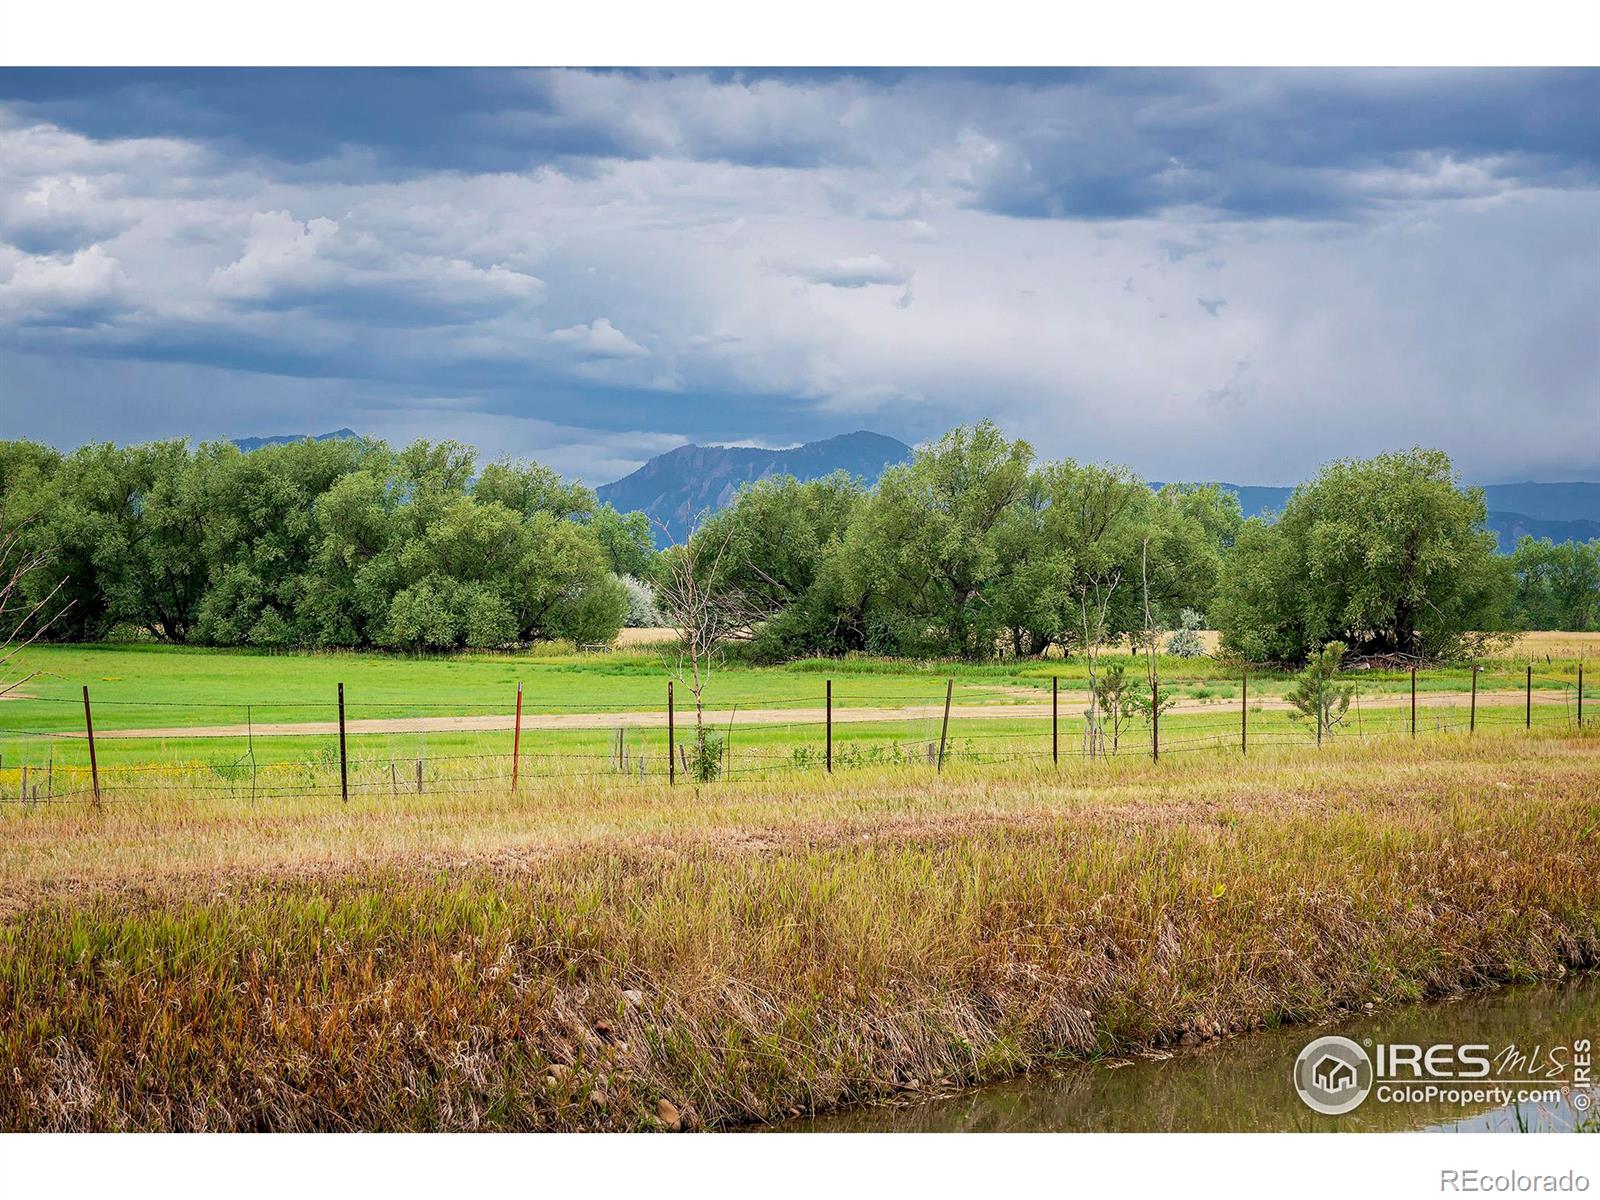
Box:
[782,975,1598,1133]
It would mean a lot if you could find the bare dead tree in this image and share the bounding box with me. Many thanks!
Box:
[0,512,69,700]
[1140,536,1159,692]
[652,517,764,780]
[1075,567,1121,759]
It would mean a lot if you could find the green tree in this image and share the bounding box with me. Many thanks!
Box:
[193,436,377,646]
[687,472,866,658]
[589,503,659,579]
[1508,537,1600,631]
[1284,641,1355,745]
[1213,449,1512,663]
[844,422,1034,658]
[26,441,210,641]
[474,459,595,520]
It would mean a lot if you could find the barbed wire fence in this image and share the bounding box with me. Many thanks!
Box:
[0,662,1589,806]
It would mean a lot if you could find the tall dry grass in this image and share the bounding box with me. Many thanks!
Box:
[1,732,1597,1131]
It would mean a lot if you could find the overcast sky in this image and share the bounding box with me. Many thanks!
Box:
[0,67,1596,485]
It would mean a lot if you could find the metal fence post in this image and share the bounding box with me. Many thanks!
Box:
[667,681,676,785]
[1578,661,1584,728]
[337,682,349,802]
[1526,664,1532,731]
[936,679,953,773]
[82,685,101,807]
[1241,672,1248,755]
[1410,667,1417,738]
[1051,675,1059,765]
[511,681,523,790]
[1470,665,1477,733]
[1151,677,1160,762]
[825,679,833,774]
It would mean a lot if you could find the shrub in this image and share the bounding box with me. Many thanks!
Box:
[1166,608,1206,658]
[619,573,662,627]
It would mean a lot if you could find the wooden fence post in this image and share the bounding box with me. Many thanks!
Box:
[1410,667,1417,738]
[825,678,833,774]
[1470,665,1477,733]
[337,682,348,802]
[82,685,101,807]
[936,679,953,773]
[1051,675,1059,765]
[667,681,676,785]
[511,681,523,790]
[1526,664,1532,730]
[1151,677,1160,762]
[416,759,423,795]
[1241,672,1248,755]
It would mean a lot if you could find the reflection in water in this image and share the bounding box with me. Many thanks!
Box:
[784,976,1598,1133]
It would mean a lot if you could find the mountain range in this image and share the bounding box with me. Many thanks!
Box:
[1150,482,1600,552]
[232,428,1600,552]
[231,428,358,453]
[596,431,914,544]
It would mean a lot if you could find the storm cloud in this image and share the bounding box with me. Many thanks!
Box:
[0,67,1595,484]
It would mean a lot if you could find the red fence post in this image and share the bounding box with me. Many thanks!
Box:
[511,681,523,790]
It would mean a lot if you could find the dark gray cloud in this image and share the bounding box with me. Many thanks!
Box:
[0,67,1595,484]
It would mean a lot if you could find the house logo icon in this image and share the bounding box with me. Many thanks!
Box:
[1293,1035,1374,1115]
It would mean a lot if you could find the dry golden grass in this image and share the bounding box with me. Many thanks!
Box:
[1180,629,1599,661]
[2,731,1597,1131]
[1500,630,1600,661]
[615,626,678,647]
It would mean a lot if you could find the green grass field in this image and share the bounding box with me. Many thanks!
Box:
[0,642,1589,790]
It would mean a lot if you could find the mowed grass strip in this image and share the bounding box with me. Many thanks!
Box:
[1,733,1597,1131]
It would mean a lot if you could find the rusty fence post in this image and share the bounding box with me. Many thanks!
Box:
[511,681,523,790]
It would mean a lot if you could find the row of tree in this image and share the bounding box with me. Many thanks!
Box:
[1,425,1594,662]
[0,437,656,651]
[675,427,1593,663]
